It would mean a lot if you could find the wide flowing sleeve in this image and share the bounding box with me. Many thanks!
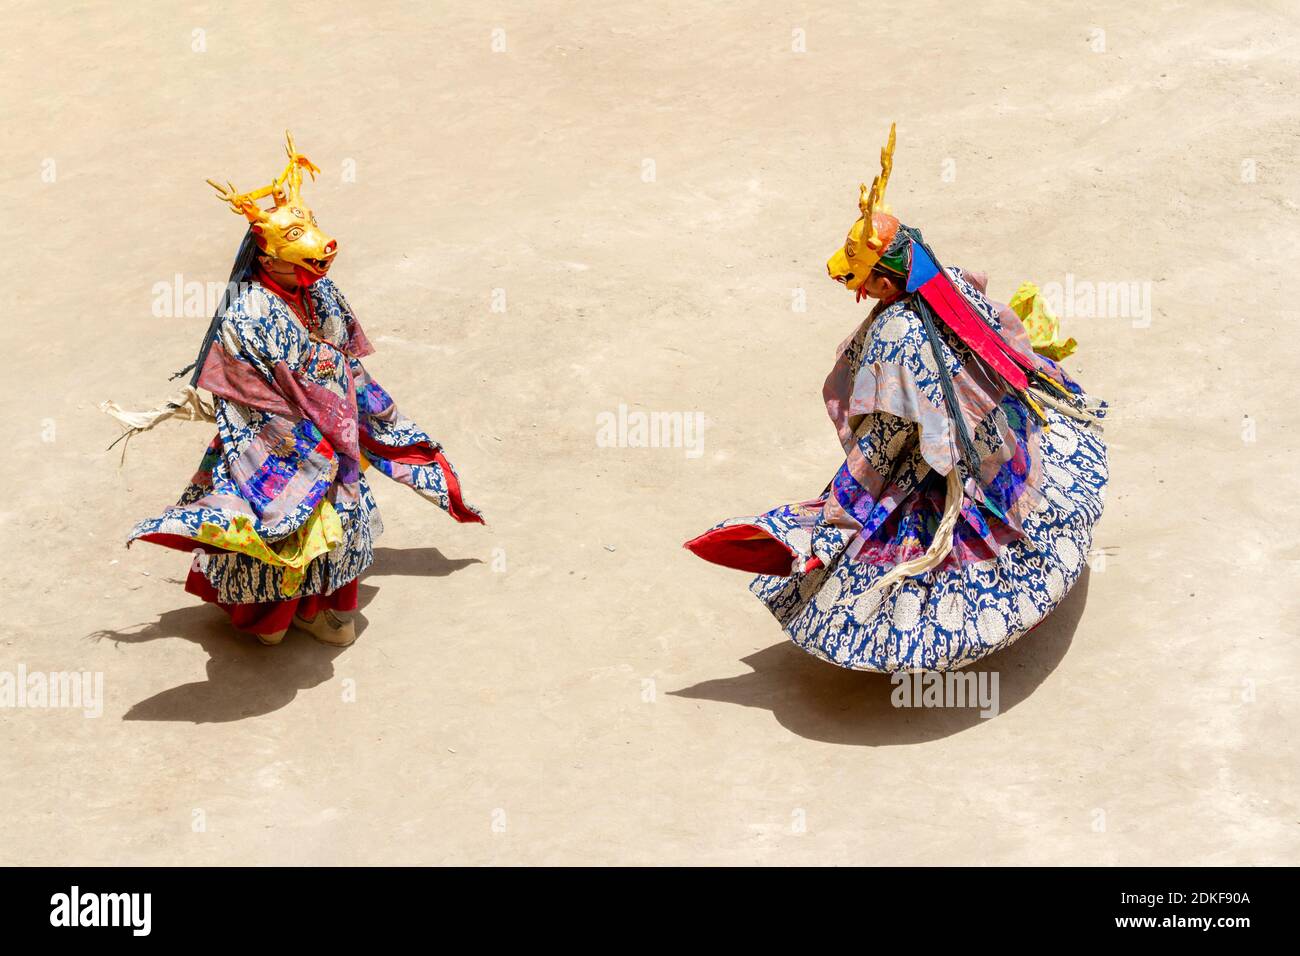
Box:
[309,278,483,525]
[351,360,483,524]
[683,405,917,575]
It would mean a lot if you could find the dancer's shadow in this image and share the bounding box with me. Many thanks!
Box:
[368,546,481,578]
[91,605,354,723]
[91,548,480,723]
[671,569,1090,746]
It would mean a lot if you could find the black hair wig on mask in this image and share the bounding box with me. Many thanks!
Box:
[172,226,260,386]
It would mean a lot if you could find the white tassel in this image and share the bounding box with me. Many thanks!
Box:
[1032,388,1105,426]
[100,386,215,456]
[866,466,964,596]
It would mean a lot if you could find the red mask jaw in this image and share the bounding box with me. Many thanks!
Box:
[293,263,326,287]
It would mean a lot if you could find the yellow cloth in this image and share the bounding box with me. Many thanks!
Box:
[1008,280,1077,361]
[194,498,343,597]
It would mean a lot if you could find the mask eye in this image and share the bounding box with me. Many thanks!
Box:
[286,227,304,241]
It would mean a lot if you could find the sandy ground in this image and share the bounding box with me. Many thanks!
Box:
[1,1,1297,866]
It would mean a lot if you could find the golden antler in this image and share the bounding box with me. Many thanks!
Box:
[280,130,321,203]
[206,132,322,219]
[857,122,897,251]
[206,178,271,223]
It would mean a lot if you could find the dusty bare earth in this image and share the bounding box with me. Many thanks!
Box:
[1,1,1297,865]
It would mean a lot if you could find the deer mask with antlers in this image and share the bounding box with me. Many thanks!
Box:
[826,123,900,294]
[207,132,338,284]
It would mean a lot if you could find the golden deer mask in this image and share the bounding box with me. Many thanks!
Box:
[207,132,337,281]
[826,123,899,292]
